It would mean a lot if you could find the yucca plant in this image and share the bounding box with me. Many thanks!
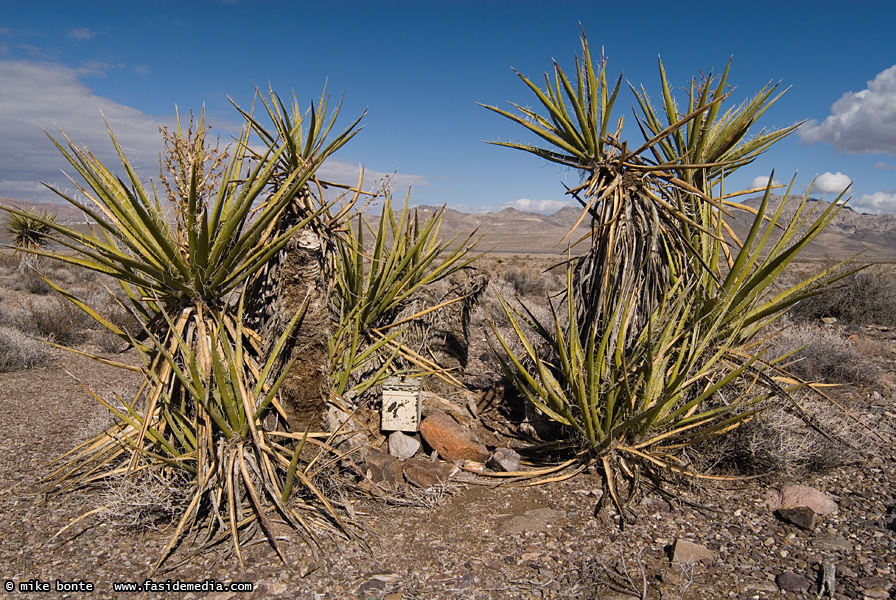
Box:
[484,31,851,509]
[233,86,364,430]
[330,192,480,397]
[5,89,364,569]
[4,207,55,271]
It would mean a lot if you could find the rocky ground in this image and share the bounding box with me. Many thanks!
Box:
[0,316,895,600]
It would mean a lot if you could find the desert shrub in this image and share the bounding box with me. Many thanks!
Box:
[16,268,53,295]
[503,264,551,297]
[0,326,52,371]
[764,324,879,386]
[24,296,95,346]
[790,266,896,326]
[0,250,19,273]
[693,402,863,476]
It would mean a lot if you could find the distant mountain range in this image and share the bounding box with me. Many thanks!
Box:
[412,197,896,260]
[3,196,896,260]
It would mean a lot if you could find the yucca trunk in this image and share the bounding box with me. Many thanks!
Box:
[246,188,332,431]
[572,167,682,349]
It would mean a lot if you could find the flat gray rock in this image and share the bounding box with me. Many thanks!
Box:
[388,431,421,460]
[497,508,567,536]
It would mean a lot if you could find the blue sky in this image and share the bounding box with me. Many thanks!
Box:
[2,1,895,214]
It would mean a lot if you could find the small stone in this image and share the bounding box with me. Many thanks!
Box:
[384,593,403,600]
[776,506,817,531]
[402,457,453,488]
[641,496,672,513]
[838,565,858,578]
[297,556,318,578]
[264,582,288,595]
[366,449,404,488]
[488,447,521,472]
[745,581,779,592]
[863,588,891,599]
[775,571,813,593]
[858,576,892,591]
[419,410,489,462]
[661,570,681,585]
[671,539,716,565]
[813,534,853,552]
[388,431,421,460]
[358,579,386,596]
[821,317,837,325]
[766,485,839,515]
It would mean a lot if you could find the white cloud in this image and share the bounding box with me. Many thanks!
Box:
[0,59,165,202]
[316,159,429,196]
[750,175,781,190]
[67,28,95,42]
[502,198,573,214]
[813,171,853,194]
[874,161,896,170]
[850,192,896,215]
[799,65,896,154]
[0,60,431,205]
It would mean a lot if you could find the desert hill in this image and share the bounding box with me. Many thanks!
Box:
[3,195,896,260]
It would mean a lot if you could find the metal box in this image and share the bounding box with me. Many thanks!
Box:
[381,377,422,432]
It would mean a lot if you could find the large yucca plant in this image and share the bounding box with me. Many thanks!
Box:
[484,31,851,511]
[5,90,364,570]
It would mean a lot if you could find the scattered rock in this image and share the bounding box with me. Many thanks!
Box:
[421,392,469,420]
[863,588,891,599]
[776,506,817,531]
[388,431,421,460]
[402,457,453,488]
[487,447,521,472]
[297,556,317,578]
[358,579,386,597]
[744,581,779,592]
[766,485,839,515]
[670,539,716,565]
[419,410,489,462]
[857,576,893,591]
[497,508,567,536]
[641,496,672,513]
[776,571,813,593]
[813,534,854,552]
[367,449,403,489]
[838,565,858,578]
[266,582,288,595]
[660,570,681,585]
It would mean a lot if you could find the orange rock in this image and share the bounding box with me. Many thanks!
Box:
[419,410,489,462]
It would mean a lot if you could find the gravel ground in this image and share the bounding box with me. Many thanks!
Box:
[1,327,894,600]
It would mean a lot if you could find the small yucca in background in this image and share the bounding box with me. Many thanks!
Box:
[4,207,55,271]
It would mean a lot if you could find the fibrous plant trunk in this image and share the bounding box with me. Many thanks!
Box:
[246,188,332,431]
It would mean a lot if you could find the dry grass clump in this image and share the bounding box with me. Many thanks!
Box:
[764,323,879,386]
[22,295,96,347]
[695,397,881,477]
[0,325,52,371]
[790,265,896,326]
[13,268,53,295]
[100,470,192,531]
